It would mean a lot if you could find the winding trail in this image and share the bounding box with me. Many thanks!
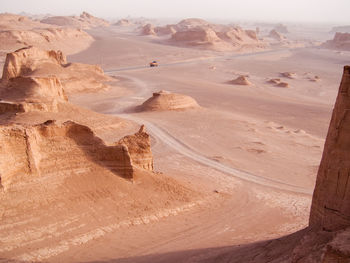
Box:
[119,113,312,195]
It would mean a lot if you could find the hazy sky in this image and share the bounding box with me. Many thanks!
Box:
[0,0,349,24]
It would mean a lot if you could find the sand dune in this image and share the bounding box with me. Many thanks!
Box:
[138,90,200,111]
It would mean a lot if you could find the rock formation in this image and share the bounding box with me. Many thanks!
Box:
[322,32,350,51]
[114,19,131,26]
[309,65,350,232]
[229,75,252,85]
[1,46,110,97]
[0,76,67,113]
[273,23,289,34]
[118,125,154,171]
[268,29,286,41]
[138,90,200,111]
[330,25,350,34]
[141,23,156,36]
[0,120,140,189]
[280,72,297,79]
[2,46,66,81]
[41,12,109,29]
[140,18,266,51]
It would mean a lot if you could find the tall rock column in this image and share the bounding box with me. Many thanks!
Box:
[309,66,350,231]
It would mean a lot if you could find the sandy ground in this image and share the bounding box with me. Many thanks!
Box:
[53,25,349,262]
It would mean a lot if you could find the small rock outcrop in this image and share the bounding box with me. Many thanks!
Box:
[280,72,297,79]
[118,125,153,171]
[269,29,286,41]
[141,24,156,36]
[229,75,252,85]
[309,65,350,231]
[138,90,200,111]
[2,46,66,81]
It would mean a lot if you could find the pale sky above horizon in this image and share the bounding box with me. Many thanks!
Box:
[0,0,349,24]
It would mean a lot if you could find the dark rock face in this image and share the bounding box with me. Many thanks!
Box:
[309,66,350,232]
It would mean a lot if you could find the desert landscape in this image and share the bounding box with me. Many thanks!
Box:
[0,1,349,262]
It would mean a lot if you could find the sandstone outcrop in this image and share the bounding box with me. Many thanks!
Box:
[118,125,153,171]
[309,66,350,231]
[280,72,297,79]
[141,18,266,51]
[0,120,137,189]
[1,46,110,96]
[0,75,67,113]
[0,26,93,55]
[141,23,156,36]
[2,46,66,81]
[268,29,286,41]
[322,32,350,51]
[138,90,200,111]
[114,19,131,26]
[229,75,252,85]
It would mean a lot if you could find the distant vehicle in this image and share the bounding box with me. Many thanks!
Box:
[149,61,158,67]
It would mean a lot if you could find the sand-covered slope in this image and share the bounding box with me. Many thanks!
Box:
[41,12,109,29]
[322,32,350,51]
[0,13,94,56]
[138,90,200,111]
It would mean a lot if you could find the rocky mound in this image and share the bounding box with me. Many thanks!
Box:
[141,23,156,36]
[0,13,94,55]
[322,32,350,51]
[2,46,66,80]
[0,76,67,113]
[273,23,289,34]
[268,29,286,41]
[0,13,45,30]
[138,90,200,111]
[141,18,266,51]
[41,12,109,29]
[114,19,131,26]
[1,46,110,95]
[267,78,290,88]
[229,75,252,85]
[330,25,350,33]
[280,72,297,79]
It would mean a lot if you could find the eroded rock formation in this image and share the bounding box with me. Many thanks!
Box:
[138,90,200,111]
[118,125,154,171]
[309,66,350,232]
[2,46,66,81]
[322,32,350,51]
[0,120,136,189]
[229,75,252,85]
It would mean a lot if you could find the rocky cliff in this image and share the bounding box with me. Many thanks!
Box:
[0,120,135,189]
[2,46,66,81]
[309,65,350,232]
[118,125,154,171]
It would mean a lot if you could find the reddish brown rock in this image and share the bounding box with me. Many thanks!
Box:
[309,66,350,231]
[118,125,154,171]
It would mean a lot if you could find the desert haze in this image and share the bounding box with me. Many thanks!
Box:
[0,1,349,263]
